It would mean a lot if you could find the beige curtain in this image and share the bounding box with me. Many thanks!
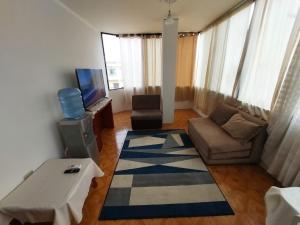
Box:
[193,0,299,119]
[193,4,253,115]
[175,35,197,101]
[261,25,300,186]
[142,37,162,95]
[271,8,300,109]
[237,0,300,112]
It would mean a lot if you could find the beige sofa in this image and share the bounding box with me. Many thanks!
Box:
[188,104,268,164]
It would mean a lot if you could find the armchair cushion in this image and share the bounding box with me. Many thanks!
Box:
[131,110,162,120]
[132,95,160,110]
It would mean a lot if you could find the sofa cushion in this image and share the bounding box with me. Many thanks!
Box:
[209,104,238,126]
[221,113,262,142]
[239,111,267,126]
[131,110,162,120]
[188,117,251,156]
[224,104,268,127]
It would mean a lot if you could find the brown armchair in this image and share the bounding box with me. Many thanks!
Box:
[131,95,162,130]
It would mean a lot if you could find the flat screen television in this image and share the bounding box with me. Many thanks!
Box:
[76,68,106,109]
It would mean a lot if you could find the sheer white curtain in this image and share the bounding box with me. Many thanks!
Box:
[142,37,162,94]
[262,25,300,186]
[119,37,143,103]
[238,0,300,110]
[193,4,253,114]
[193,29,213,90]
[220,5,254,95]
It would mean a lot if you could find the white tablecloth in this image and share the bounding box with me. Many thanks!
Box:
[265,186,300,225]
[0,158,104,225]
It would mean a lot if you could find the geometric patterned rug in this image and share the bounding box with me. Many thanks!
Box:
[99,129,234,220]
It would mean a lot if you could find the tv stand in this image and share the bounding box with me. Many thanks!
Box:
[86,98,114,150]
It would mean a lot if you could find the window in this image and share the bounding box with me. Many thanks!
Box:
[194,3,254,95]
[237,0,300,110]
[194,0,300,111]
[101,33,124,90]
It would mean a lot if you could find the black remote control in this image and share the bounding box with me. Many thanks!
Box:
[64,168,80,174]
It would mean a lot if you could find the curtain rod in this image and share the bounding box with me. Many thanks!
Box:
[102,0,254,37]
[199,0,255,33]
[116,32,199,38]
[116,33,161,38]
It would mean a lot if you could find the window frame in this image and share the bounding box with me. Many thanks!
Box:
[101,32,124,91]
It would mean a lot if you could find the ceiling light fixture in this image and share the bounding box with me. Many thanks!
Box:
[164,0,177,25]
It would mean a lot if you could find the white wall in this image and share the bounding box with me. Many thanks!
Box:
[0,0,106,200]
[109,89,130,113]
[161,19,178,123]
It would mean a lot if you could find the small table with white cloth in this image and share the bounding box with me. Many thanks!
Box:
[265,186,300,225]
[0,158,104,225]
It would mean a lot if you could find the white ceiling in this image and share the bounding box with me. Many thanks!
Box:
[60,0,242,33]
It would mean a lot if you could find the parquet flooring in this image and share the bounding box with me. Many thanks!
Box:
[78,109,276,225]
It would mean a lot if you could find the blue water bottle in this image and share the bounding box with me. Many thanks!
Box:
[58,88,85,119]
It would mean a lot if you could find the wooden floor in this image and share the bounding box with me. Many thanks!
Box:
[79,109,276,225]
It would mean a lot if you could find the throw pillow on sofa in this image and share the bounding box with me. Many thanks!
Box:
[210,104,238,126]
[221,113,262,142]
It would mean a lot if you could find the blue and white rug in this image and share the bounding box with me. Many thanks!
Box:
[99,129,234,220]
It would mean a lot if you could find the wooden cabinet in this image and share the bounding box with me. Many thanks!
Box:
[88,98,114,151]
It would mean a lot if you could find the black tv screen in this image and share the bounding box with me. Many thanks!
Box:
[76,69,106,108]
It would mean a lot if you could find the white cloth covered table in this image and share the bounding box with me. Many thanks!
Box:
[265,186,300,225]
[0,158,104,225]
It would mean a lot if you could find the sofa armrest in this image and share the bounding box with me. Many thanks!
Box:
[250,126,268,162]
